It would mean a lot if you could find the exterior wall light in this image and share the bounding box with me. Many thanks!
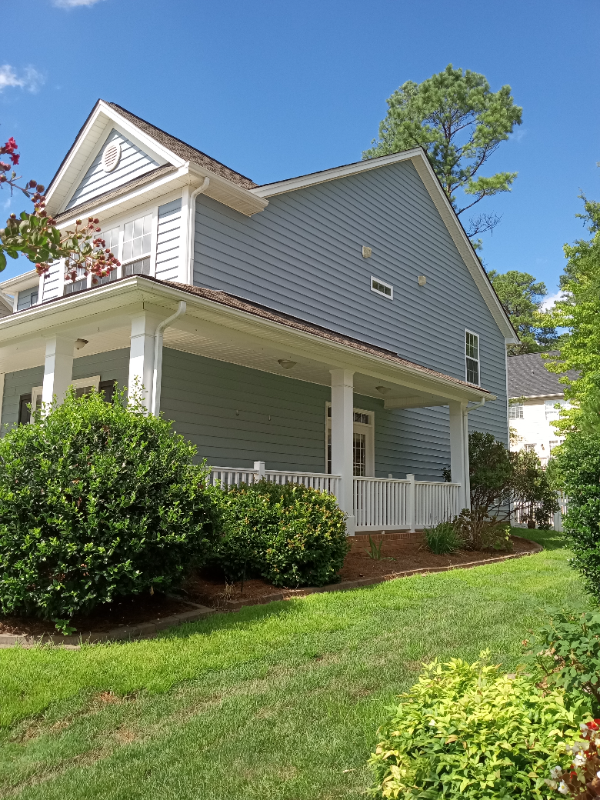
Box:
[376,386,391,395]
[417,276,427,286]
[278,359,297,369]
[75,338,88,349]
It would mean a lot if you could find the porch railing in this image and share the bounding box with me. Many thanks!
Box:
[511,493,568,532]
[209,463,461,533]
[209,463,341,495]
[354,475,462,531]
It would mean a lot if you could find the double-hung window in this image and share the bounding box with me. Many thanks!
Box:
[465,330,480,385]
[122,213,152,276]
[509,402,524,419]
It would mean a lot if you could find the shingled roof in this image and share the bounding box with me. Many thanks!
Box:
[507,353,578,398]
[107,103,257,190]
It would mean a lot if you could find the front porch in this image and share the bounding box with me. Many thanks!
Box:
[209,463,461,533]
[0,275,494,535]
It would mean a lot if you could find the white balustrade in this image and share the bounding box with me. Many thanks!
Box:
[353,476,410,530]
[209,465,340,495]
[414,480,462,529]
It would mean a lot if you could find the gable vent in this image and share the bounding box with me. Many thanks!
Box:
[101,141,121,173]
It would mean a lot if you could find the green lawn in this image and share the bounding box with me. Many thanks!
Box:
[0,529,588,799]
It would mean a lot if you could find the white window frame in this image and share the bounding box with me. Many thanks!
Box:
[325,403,375,477]
[508,402,523,419]
[371,276,393,300]
[465,329,480,386]
[524,443,536,453]
[30,375,100,420]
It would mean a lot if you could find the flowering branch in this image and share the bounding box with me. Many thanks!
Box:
[0,138,120,283]
[546,720,600,798]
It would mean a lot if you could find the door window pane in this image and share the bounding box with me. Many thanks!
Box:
[353,432,366,476]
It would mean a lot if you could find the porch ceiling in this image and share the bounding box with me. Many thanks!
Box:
[0,276,494,408]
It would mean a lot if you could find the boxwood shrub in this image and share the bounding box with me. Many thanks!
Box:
[369,653,592,799]
[0,388,218,621]
[211,480,349,587]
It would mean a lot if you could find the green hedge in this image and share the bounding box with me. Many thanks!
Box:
[0,389,217,621]
[210,480,349,587]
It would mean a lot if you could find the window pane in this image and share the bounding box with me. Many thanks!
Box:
[466,357,479,385]
[122,241,132,262]
[124,221,133,241]
[353,432,366,476]
[132,237,142,258]
[141,233,151,255]
[465,332,479,360]
[143,214,152,234]
[133,217,144,238]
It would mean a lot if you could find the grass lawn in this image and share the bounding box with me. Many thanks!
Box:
[0,529,588,799]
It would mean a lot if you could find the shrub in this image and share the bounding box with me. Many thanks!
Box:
[452,509,512,551]
[554,428,600,602]
[211,480,349,587]
[0,388,217,621]
[424,521,463,554]
[524,611,600,716]
[369,653,592,799]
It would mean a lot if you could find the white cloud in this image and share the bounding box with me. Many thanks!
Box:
[0,65,45,93]
[540,291,566,311]
[53,0,106,7]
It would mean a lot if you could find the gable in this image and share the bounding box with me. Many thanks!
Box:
[65,128,161,211]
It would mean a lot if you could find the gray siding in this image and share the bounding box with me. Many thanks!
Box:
[66,129,159,210]
[192,160,508,448]
[160,348,450,480]
[1,349,129,432]
[155,198,182,281]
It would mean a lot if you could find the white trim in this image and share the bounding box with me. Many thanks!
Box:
[370,276,393,300]
[465,328,480,387]
[31,374,100,420]
[326,401,375,477]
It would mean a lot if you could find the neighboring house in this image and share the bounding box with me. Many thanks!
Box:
[507,352,577,465]
[0,100,517,534]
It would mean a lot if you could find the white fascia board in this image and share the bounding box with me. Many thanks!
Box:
[0,277,492,403]
[45,101,188,216]
[251,149,422,198]
[0,269,39,293]
[187,163,268,216]
[253,148,517,344]
[55,165,194,229]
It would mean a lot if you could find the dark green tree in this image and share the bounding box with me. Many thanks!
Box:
[364,64,522,244]
[488,269,558,355]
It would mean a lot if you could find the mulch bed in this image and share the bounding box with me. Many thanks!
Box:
[0,534,539,638]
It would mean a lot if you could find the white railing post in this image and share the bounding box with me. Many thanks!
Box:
[254,461,266,482]
[407,473,416,533]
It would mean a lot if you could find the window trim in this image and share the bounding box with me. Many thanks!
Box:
[30,375,100,421]
[370,276,393,300]
[465,328,480,386]
[325,402,375,476]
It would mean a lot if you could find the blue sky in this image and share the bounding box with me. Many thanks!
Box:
[2,0,599,304]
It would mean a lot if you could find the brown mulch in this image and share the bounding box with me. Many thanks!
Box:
[0,534,539,637]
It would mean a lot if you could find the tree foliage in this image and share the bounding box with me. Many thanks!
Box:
[363,64,522,243]
[541,197,600,434]
[488,269,558,355]
[0,137,119,283]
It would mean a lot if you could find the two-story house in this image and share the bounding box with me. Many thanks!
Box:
[0,100,517,534]
[508,352,576,465]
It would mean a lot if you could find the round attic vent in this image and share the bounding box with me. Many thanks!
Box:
[101,141,121,173]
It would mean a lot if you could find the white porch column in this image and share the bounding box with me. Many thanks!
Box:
[128,313,159,411]
[330,368,356,536]
[449,401,468,510]
[42,335,75,409]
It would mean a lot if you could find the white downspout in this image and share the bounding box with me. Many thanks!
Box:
[187,176,210,285]
[151,301,187,416]
[462,398,486,509]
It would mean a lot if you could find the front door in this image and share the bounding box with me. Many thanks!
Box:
[326,406,374,476]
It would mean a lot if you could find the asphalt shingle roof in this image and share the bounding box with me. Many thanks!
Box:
[507,352,578,398]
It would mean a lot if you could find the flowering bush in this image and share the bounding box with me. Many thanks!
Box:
[0,137,119,281]
[545,720,600,797]
[368,652,592,799]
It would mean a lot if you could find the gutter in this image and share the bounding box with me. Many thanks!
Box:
[186,177,210,284]
[151,301,187,415]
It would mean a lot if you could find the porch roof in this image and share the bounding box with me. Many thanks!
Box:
[0,275,495,408]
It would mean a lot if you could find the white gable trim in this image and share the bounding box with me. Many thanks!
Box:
[45,101,188,216]
[252,149,517,343]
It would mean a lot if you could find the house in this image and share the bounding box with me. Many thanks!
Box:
[507,352,576,466]
[0,100,517,534]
